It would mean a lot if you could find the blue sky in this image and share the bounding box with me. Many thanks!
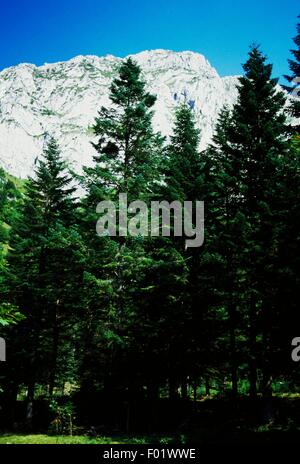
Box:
[1,0,299,79]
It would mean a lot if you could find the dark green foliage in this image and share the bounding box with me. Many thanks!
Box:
[0,168,23,325]
[78,58,167,405]
[0,45,299,437]
[84,57,163,201]
[164,103,201,202]
[1,138,84,428]
[284,15,300,122]
[208,46,292,405]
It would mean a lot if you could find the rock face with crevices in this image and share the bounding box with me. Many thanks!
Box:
[0,49,250,178]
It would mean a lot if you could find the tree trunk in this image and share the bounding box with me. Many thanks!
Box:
[48,300,60,397]
[25,381,35,431]
[193,382,197,402]
[147,381,159,400]
[205,378,210,396]
[181,378,188,400]
[5,384,18,428]
[229,302,238,399]
[262,371,273,423]
[262,305,273,423]
[169,376,178,400]
[148,381,159,432]
[225,193,238,400]
[249,292,257,398]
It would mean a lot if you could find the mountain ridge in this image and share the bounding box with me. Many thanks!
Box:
[0,49,247,178]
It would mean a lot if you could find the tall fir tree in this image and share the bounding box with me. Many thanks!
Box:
[164,103,201,202]
[284,14,300,126]
[3,137,83,428]
[78,58,166,425]
[0,169,23,326]
[161,103,202,398]
[84,57,163,203]
[210,46,288,409]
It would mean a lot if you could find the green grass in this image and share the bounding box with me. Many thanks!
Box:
[0,434,174,445]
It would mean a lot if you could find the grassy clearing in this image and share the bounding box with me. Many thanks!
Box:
[0,434,174,445]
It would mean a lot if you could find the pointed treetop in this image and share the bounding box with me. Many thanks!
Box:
[110,57,156,108]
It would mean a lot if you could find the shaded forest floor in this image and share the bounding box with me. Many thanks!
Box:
[180,394,300,444]
[2,395,300,444]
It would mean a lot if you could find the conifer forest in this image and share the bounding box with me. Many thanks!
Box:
[0,8,300,448]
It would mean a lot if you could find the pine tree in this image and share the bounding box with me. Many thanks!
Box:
[79,58,165,417]
[164,103,201,202]
[267,135,300,391]
[284,14,300,125]
[84,57,163,202]
[160,103,202,397]
[0,168,23,326]
[236,46,287,404]
[204,109,243,399]
[4,137,82,428]
[211,46,288,408]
